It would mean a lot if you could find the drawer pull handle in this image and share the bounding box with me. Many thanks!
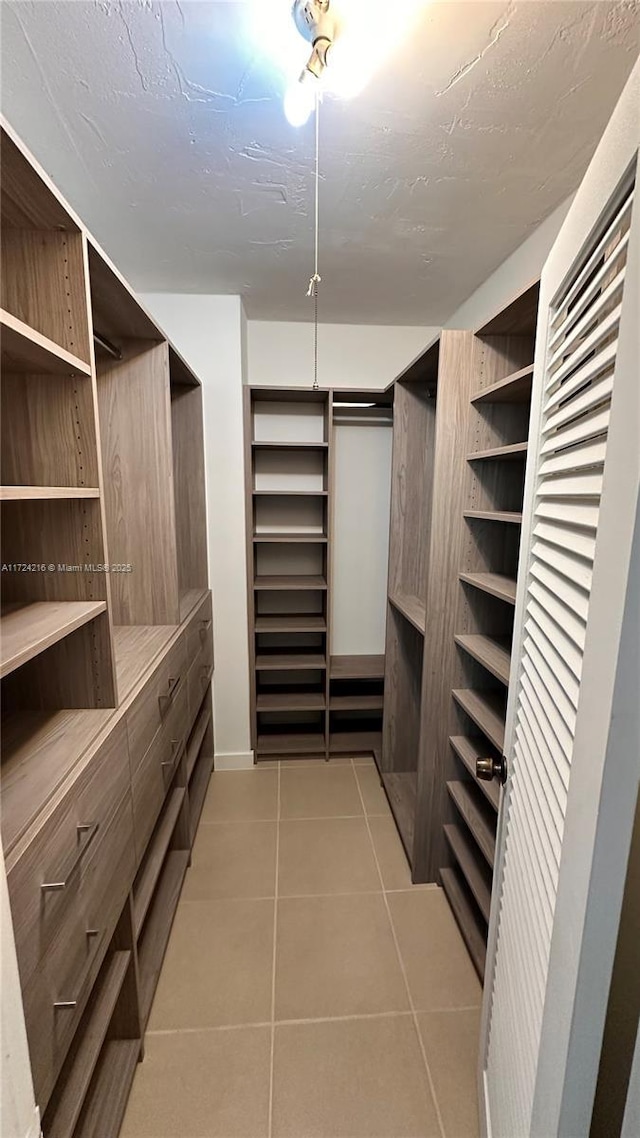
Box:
[53,929,101,1010]
[161,739,184,770]
[41,823,100,893]
[158,675,181,711]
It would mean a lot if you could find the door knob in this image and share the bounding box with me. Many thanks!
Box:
[476,755,508,785]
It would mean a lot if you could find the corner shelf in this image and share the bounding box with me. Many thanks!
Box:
[0,308,93,377]
[388,590,426,635]
[0,599,107,678]
[470,363,534,404]
[459,572,517,605]
[454,633,511,685]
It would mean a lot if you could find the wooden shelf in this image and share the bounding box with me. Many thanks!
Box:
[459,572,516,605]
[186,705,212,781]
[0,600,107,678]
[252,533,328,543]
[0,308,93,377]
[330,729,383,754]
[133,788,186,939]
[440,866,486,980]
[43,951,131,1138]
[444,824,492,922]
[330,654,385,680]
[252,440,328,450]
[464,510,522,525]
[252,489,328,497]
[467,441,528,462]
[178,587,209,625]
[452,689,506,752]
[72,1038,140,1138]
[449,736,500,811]
[257,733,326,755]
[112,625,175,704]
[447,781,496,866]
[0,486,100,501]
[329,694,384,711]
[455,633,511,685]
[254,575,327,590]
[138,849,190,1027]
[257,691,325,711]
[256,614,327,633]
[470,364,534,404]
[381,770,416,862]
[388,590,426,635]
[256,652,326,670]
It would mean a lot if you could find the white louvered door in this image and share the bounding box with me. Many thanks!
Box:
[480,61,640,1138]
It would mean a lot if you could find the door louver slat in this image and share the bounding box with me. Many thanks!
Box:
[485,176,634,1137]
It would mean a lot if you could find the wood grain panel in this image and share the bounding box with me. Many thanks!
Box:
[96,341,179,625]
[171,384,208,594]
[413,331,477,882]
[1,498,109,602]
[1,229,90,362]
[1,127,78,230]
[1,371,99,487]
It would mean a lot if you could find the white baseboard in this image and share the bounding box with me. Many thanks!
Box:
[213,750,255,770]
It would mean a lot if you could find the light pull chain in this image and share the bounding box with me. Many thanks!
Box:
[307,91,321,389]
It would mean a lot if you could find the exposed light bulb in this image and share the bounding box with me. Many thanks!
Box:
[284,79,317,126]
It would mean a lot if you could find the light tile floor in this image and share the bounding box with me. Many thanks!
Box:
[121,758,482,1138]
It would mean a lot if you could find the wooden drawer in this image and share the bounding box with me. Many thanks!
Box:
[186,649,214,726]
[131,681,188,863]
[7,721,136,1109]
[184,591,213,668]
[126,633,187,775]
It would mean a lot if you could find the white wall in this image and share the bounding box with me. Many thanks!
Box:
[331,416,393,655]
[445,197,573,330]
[142,293,253,769]
[247,321,437,389]
[1,848,40,1138]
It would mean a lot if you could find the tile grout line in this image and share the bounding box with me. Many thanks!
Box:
[352,763,448,1138]
[268,760,281,1138]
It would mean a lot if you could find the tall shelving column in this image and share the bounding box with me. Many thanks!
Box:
[414,282,537,978]
[380,341,440,864]
[245,388,331,761]
[0,126,117,709]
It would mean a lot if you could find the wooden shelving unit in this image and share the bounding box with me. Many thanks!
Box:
[1,121,215,1135]
[245,388,331,760]
[245,389,387,760]
[413,280,539,980]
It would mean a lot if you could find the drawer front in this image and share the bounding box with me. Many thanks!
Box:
[7,718,131,997]
[19,775,135,1109]
[127,634,187,775]
[131,682,188,862]
[184,591,213,668]
[187,650,214,726]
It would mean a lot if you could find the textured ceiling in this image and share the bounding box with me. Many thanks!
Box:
[1,1,638,323]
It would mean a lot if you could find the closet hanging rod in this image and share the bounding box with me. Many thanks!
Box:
[93,331,122,360]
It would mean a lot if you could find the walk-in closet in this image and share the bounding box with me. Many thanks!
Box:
[1,7,639,1138]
